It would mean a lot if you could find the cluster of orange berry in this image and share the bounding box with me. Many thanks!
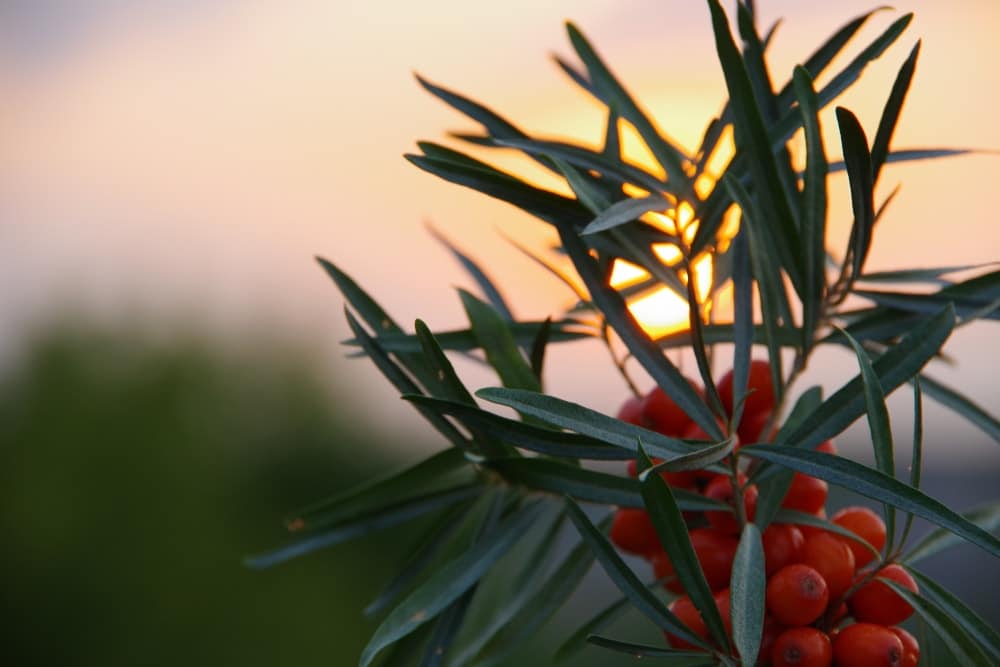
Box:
[609,361,920,667]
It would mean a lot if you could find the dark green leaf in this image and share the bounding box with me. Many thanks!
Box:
[563,497,713,651]
[730,228,753,430]
[365,503,470,618]
[581,194,670,235]
[465,521,599,667]
[708,0,803,295]
[782,305,955,451]
[642,437,736,476]
[858,262,997,285]
[639,446,730,650]
[245,484,483,570]
[419,593,474,667]
[475,387,699,458]
[916,373,1000,443]
[837,107,876,285]
[585,635,714,662]
[909,568,1000,662]
[344,309,470,451]
[404,395,631,461]
[459,290,540,392]
[289,446,469,534]
[529,317,552,384]
[899,379,924,549]
[871,41,920,185]
[903,501,1000,565]
[552,54,595,97]
[740,445,1000,559]
[730,523,765,667]
[554,591,634,662]
[359,500,545,667]
[839,326,896,552]
[565,22,690,189]
[414,320,478,405]
[489,458,724,512]
[853,289,1000,321]
[494,137,667,194]
[793,66,829,350]
[346,321,593,355]
[427,225,514,321]
[879,577,993,666]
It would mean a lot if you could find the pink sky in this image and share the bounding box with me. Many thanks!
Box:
[1,0,997,463]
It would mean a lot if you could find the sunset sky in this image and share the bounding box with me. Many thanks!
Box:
[1,0,997,463]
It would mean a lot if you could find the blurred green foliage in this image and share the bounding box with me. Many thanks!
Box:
[0,323,405,666]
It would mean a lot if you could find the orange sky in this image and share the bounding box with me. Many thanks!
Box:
[0,0,997,463]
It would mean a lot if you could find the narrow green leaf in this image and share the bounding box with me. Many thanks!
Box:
[754,387,824,530]
[837,107,876,285]
[414,320,478,405]
[909,568,1000,662]
[581,194,670,235]
[246,485,482,570]
[793,66,829,351]
[899,379,924,549]
[529,316,552,384]
[853,289,1000,321]
[565,22,690,189]
[782,305,955,451]
[656,323,802,350]
[358,501,544,667]
[365,503,470,618]
[603,109,621,158]
[642,437,736,476]
[344,309,470,451]
[730,227,753,431]
[420,592,474,667]
[552,54,595,96]
[723,175,788,407]
[404,395,631,461]
[917,373,1000,443]
[554,225,723,439]
[475,387,699,458]
[740,445,1000,559]
[707,0,804,295]
[858,262,998,284]
[346,320,592,355]
[639,445,730,650]
[489,458,724,512]
[839,327,897,553]
[903,501,1000,565]
[879,577,993,666]
[831,147,977,172]
[494,137,667,194]
[871,41,921,185]
[460,290,540,392]
[415,73,557,174]
[554,591,634,662]
[289,447,469,533]
[563,497,713,651]
[585,635,714,662]
[465,523,599,667]
[730,523,765,667]
[427,225,514,321]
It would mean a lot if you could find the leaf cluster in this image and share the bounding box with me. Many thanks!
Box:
[251,3,1000,665]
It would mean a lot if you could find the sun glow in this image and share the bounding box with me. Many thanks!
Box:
[606,124,739,338]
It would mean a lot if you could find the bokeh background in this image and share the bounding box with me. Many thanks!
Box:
[1,1,997,665]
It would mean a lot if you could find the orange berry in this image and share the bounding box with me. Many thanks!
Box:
[609,508,660,557]
[801,532,856,601]
[766,564,829,627]
[760,614,787,662]
[831,506,886,568]
[849,564,918,626]
[642,383,700,436]
[888,627,919,667]
[771,626,833,667]
[782,473,828,515]
[665,596,707,650]
[833,623,904,667]
[718,359,775,418]
[652,528,738,593]
[703,473,758,534]
[762,523,805,577]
